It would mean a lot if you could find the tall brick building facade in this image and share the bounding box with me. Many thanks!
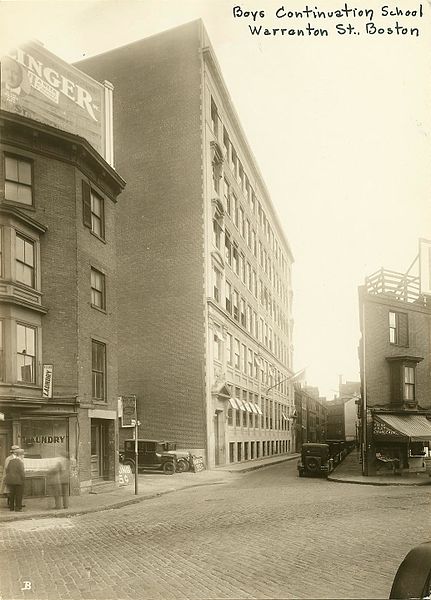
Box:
[78,21,295,467]
[0,44,125,495]
[358,269,431,475]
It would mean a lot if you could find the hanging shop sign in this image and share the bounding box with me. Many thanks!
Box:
[120,395,137,428]
[42,364,53,398]
[1,41,110,160]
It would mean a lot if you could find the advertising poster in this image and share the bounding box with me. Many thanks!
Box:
[1,40,106,157]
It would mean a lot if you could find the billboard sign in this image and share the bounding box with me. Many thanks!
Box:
[419,239,431,296]
[1,41,107,158]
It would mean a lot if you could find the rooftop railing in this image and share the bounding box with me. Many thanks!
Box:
[365,268,428,306]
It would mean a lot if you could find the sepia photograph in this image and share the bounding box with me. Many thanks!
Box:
[0,0,430,598]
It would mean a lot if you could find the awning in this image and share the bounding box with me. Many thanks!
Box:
[374,414,431,442]
[229,397,238,409]
[250,403,258,414]
[255,404,263,415]
[236,398,246,411]
[243,402,253,413]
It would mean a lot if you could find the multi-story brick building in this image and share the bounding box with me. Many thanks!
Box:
[78,20,295,468]
[358,268,431,475]
[294,384,327,451]
[0,42,125,494]
[326,380,360,443]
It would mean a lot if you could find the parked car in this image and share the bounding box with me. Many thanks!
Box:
[390,542,431,599]
[120,439,176,475]
[164,442,192,473]
[297,443,334,478]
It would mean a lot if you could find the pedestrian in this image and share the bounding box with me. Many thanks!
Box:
[4,449,25,511]
[47,452,70,509]
[1,445,21,508]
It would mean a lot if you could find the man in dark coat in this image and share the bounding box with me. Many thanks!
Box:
[5,449,25,511]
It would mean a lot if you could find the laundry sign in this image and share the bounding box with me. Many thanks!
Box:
[42,364,53,398]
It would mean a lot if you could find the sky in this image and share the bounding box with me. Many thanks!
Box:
[1,0,430,398]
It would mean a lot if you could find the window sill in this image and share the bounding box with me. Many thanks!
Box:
[90,231,107,244]
[3,199,35,211]
[91,304,107,314]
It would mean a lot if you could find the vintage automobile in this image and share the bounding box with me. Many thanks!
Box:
[164,442,192,473]
[120,439,176,475]
[297,443,334,478]
[390,542,431,599]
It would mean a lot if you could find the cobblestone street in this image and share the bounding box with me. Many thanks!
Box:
[0,460,429,600]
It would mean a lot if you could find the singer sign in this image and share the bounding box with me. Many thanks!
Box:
[1,41,106,158]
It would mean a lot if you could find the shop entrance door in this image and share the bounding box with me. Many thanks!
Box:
[90,420,109,480]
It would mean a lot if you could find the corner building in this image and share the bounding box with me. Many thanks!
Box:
[358,268,431,476]
[0,42,125,494]
[78,21,295,467]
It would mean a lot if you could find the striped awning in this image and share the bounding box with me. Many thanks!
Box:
[229,398,238,409]
[375,414,431,441]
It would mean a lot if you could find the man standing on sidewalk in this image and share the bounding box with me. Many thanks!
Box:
[1,445,21,508]
[4,449,25,512]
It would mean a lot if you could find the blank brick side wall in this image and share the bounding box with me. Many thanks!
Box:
[78,22,207,448]
[34,157,79,396]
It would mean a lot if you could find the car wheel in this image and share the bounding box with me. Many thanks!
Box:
[162,461,176,475]
[176,458,190,473]
[123,460,135,474]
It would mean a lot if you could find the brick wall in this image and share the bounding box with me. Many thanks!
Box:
[362,294,431,409]
[77,21,207,449]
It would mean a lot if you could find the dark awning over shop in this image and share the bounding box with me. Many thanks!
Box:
[375,414,431,442]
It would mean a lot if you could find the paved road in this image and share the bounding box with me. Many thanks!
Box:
[0,460,429,600]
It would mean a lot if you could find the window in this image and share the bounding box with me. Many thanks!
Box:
[240,253,246,283]
[239,205,245,237]
[211,98,219,137]
[233,291,239,321]
[233,245,239,275]
[82,181,105,239]
[225,281,232,313]
[226,333,233,365]
[223,127,230,159]
[389,311,408,346]
[232,193,239,228]
[5,155,33,205]
[213,326,222,361]
[16,323,36,383]
[234,339,240,369]
[224,179,231,215]
[248,349,253,376]
[404,366,415,401]
[224,230,232,265]
[212,266,221,303]
[212,218,222,250]
[15,233,35,287]
[92,340,106,400]
[242,344,247,374]
[91,268,106,310]
[240,298,246,327]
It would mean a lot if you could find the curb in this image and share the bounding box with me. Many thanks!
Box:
[0,479,227,523]
[219,454,300,474]
[328,475,431,487]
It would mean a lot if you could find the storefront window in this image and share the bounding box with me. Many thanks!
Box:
[20,419,68,458]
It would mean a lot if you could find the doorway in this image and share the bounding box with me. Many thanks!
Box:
[90,419,109,480]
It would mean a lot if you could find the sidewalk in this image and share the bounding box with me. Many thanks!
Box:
[0,454,300,522]
[328,450,431,486]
